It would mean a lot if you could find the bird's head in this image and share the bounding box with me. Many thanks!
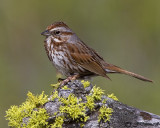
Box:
[41,22,78,43]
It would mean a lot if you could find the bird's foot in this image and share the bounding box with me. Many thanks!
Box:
[60,75,79,86]
[58,78,65,82]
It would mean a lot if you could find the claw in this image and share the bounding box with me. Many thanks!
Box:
[60,75,79,86]
[58,78,65,82]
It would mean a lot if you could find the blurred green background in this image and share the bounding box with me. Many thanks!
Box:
[1,0,160,127]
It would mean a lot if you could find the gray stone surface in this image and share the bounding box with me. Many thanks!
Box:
[27,80,160,128]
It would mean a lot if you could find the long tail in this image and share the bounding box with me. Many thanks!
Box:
[105,64,152,82]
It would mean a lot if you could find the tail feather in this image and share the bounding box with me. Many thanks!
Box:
[105,64,152,82]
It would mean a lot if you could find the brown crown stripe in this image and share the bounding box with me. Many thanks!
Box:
[47,22,69,30]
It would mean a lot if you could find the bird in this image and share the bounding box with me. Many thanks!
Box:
[41,22,152,84]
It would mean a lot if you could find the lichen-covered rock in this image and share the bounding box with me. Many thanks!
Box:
[45,80,113,128]
[6,80,160,128]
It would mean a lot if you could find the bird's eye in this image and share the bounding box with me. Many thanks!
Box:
[54,30,60,35]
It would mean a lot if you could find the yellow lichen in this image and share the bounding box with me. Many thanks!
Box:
[80,123,85,128]
[92,86,104,101]
[6,82,116,127]
[27,91,48,107]
[98,105,113,122]
[5,91,49,128]
[86,95,95,110]
[50,116,64,128]
[81,80,90,88]
[108,93,118,101]
[50,82,60,89]
[51,90,59,101]
[27,108,49,127]
[61,85,70,90]
[6,105,24,127]
[59,94,87,121]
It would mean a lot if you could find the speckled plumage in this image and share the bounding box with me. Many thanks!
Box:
[41,22,152,82]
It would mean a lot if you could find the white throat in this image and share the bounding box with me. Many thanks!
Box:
[46,36,61,45]
[53,37,61,42]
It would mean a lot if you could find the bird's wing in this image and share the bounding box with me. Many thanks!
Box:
[67,42,110,79]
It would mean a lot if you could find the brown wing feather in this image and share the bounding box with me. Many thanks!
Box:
[67,43,110,79]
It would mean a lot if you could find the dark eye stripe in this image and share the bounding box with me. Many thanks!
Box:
[61,32,73,35]
[50,30,72,36]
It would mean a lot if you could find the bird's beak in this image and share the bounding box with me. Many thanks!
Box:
[41,30,50,36]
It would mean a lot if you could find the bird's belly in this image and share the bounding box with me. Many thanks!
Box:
[51,50,85,76]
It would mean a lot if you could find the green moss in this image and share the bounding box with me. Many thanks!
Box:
[6,105,24,127]
[92,86,104,101]
[6,81,117,127]
[98,105,113,122]
[5,91,49,128]
[81,80,90,88]
[27,108,49,127]
[80,123,85,128]
[27,91,48,107]
[59,94,88,121]
[102,99,107,104]
[50,82,60,89]
[51,90,59,101]
[86,95,95,110]
[50,116,64,128]
[108,93,118,101]
[61,85,70,90]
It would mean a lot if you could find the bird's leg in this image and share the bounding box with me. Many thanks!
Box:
[58,78,65,82]
[60,74,79,86]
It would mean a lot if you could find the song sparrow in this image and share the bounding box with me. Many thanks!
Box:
[41,22,152,84]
